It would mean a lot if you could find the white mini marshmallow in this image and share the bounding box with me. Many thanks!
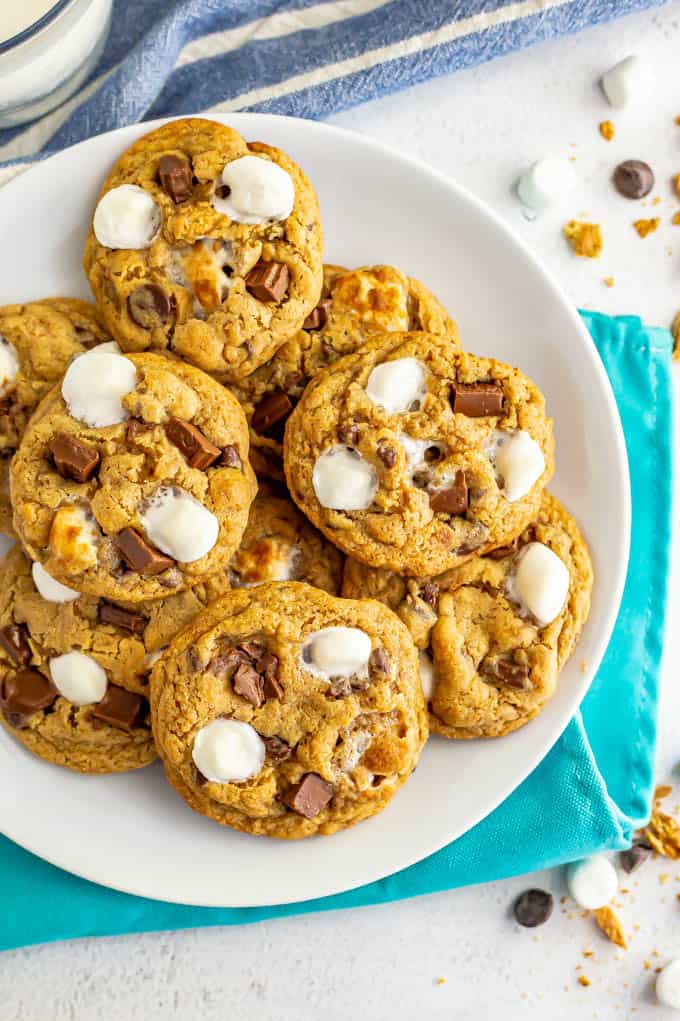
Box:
[93,184,161,249]
[212,155,294,224]
[312,446,378,511]
[516,159,576,213]
[49,651,107,705]
[566,855,618,910]
[365,358,426,414]
[511,542,569,627]
[94,340,122,354]
[486,430,545,502]
[0,334,19,395]
[140,486,219,563]
[418,650,436,701]
[62,349,137,427]
[32,562,80,603]
[192,719,265,783]
[303,626,372,678]
[656,960,680,1010]
[600,55,650,109]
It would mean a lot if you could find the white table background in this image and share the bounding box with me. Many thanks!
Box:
[4,4,680,1018]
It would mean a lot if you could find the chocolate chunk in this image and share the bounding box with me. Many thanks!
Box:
[233,662,265,707]
[303,298,332,330]
[263,735,292,762]
[99,602,146,635]
[1,669,56,717]
[486,537,519,560]
[412,468,433,490]
[251,391,293,438]
[327,677,352,699]
[245,261,290,303]
[424,445,443,463]
[421,581,440,608]
[481,657,531,689]
[429,471,468,515]
[513,888,553,928]
[237,640,266,661]
[259,652,284,699]
[369,648,390,673]
[188,648,203,673]
[92,685,148,731]
[620,840,653,874]
[338,424,359,446]
[126,418,152,441]
[209,647,242,677]
[116,528,175,575]
[165,417,221,470]
[283,773,333,819]
[127,284,173,329]
[451,381,504,417]
[613,160,654,199]
[219,444,242,470]
[0,624,32,666]
[377,442,397,468]
[158,154,193,203]
[50,433,100,483]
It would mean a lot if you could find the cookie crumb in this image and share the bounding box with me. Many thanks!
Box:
[436,977,446,986]
[672,212,680,226]
[660,873,670,884]
[599,120,615,141]
[578,975,591,987]
[563,221,603,258]
[673,174,680,198]
[583,949,594,958]
[676,116,680,126]
[652,196,662,206]
[594,905,628,949]
[603,277,615,288]
[633,218,660,238]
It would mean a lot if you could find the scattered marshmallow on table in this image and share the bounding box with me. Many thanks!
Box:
[192,719,265,783]
[140,486,219,563]
[212,155,294,224]
[49,651,107,705]
[486,429,545,502]
[566,855,618,909]
[656,960,680,1010]
[600,55,650,109]
[62,349,137,427]
[0,334,19,393]
[365,358,427,414]
[302,626,372,678]
[93,184,161,249]
[312,446,378,511]
[31,562,80,603]
[516,159,576,213]
[418,650,436,701]
[511,542,570,626]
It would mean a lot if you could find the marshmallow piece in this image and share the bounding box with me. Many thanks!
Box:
[93,184,161,249]
[365,358,427,414]
[600,55,650,109]
[418,650,436,701]
[487,429,545,502]
[192,719,265,783]
[140,486,219,563]
[62,349,137,427]
[566,855,618,909]
[656,960,680,1010]
[0,334,19,395]
[303,626,372,678]
[31,562,80,603]
[49,505,99,573]
[512,542,569,626]
[144,647,166,669]
[516,159,576,213]
[50,651,107,705]
[212,155,295,224]
[312,446,378,511]
[94,340,122,354]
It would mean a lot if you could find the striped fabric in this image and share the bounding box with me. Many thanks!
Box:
[0,0,668,182]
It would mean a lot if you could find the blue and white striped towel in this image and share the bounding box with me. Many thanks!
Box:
[0,0,668,182]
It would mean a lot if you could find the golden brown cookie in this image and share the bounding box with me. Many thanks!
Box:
[150,582,428,838]
[83,118,323,383]
[342,492,593,738]
[232,264,457,479]
[284,331,554,576]
[10,349,256,602]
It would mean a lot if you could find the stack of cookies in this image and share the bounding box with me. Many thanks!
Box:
[0,118,593,840]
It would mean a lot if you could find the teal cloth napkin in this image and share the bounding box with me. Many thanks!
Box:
[0,311,672,952]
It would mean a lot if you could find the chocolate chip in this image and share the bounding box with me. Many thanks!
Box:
[338,424,359,445]
[481,657,531,689]
[424,445,443,464]
[237,640,267,661]
[613,160,654,199]
[369,648,390,673]
[158,154,193,203]
[165,418,221,470]
[412,468,433,490]
[233,661,265,707]
[98,602,146,635]
[126,418,152,441]
[327,677,352,699]
[92,685,148,731]
[1,669,56,717]
[209,647,242,677]
[513,888,553,927]
[260,652,284,699]
[451,381,504,417]
[215,184,231,199]
[263,735,292,762]
[50,433,100,483]
[421,582,440,608]
[251,391,293,437]
[245,261,290,303]
[219,444,242,470]
[0,624,32,666]
[127,285,173,329]
[116,528,175,575]
[283,773,333,819]
[486,537,519,560]
[377,442,397,468]
[620,840,653,874]
[303,298,332,330]
[429,470,468,515]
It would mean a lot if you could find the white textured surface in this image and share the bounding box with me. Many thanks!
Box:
[4,4,680,1018]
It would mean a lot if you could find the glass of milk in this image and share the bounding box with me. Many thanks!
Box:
[0,0,112,129]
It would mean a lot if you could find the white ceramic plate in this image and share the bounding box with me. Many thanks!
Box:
[0,114,630,907]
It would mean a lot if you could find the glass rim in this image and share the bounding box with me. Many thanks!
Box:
[0,0,75,56]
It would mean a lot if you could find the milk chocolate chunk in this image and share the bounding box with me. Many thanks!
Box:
[263,735,292,762]
[116,527,175,574]
[327,677,352,699]
[421,581,440,608]
[369,648,390,673]
[158,154,193,203]
[209,647,242,677]
[127,284,173,328]
[233,661,265,707]
[92,685,148,731]
[283,773,333,819]
[620,840,652,874]
[165,418,221,469]
[260,652,284,699]
[513,889,553,927]
[126,418,153,441]
[429,470,468,515]
[303,298,332,331]
[99,601,146,634]
[245,261,290,303]
[251,391,293,437]
[481,657,531,689]
[338,424,359,445]
[219,444,242,470]
[613,159,654,199]
[50,434,100,483]
[0,624,32,666]
[377,442,397,468]
[451,381,504,417]
[1,669,56,717]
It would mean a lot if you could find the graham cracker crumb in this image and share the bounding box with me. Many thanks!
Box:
[594,906,628,949]
[436,977,446,986]
[578,975,591,987]
[655,786,673,801]
[652,196,662,206]
[672,212,680,226]
[673,173,680,198]
[673,312,680,363]
[603,277,615,288]
[583,950,594,958]
[660,873,670,884]
[599,120,615,141]
[645,793,680,857]
[633,218,661,238]
[644,960,652,970]
[564,221,603,258]
[675,115,680,126]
